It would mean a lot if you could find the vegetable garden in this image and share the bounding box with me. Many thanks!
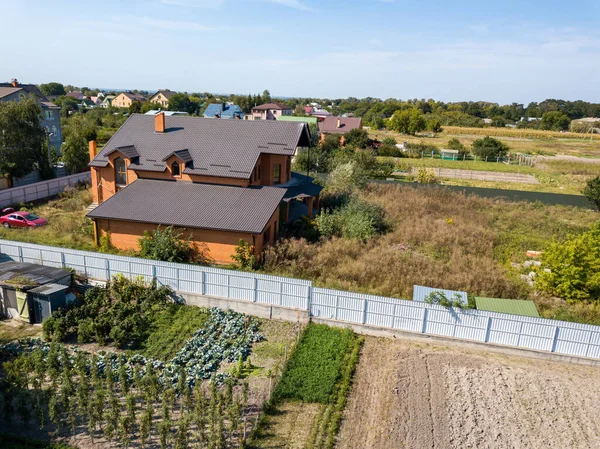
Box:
[0,277,273,448]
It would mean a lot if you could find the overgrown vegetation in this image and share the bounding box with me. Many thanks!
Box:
[537,223,600,302]
[42,275,172,348]
[583,176,600,211]
[315,197,385,241]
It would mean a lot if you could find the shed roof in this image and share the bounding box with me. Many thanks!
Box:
[87,178,285,234]
[475,297,540,317]
[0,261,70,289]
[89,114,310,179]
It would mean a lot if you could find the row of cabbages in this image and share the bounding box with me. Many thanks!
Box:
[0,307,263,389]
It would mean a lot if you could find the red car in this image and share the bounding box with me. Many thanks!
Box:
[0,211,48,228]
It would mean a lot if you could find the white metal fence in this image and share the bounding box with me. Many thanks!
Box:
[0,239,599,361]
[0,172,91,209]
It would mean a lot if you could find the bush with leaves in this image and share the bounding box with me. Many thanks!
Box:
[139,225,197,263]
[537,223,600,302]
[231,239,257,270]
[471,136,509,160]
[416,168,437,184]
[315,197,385,241]
[583,176,600,211]
[343,128,370,149]
[43,276,172,348]
[446,137,469,155]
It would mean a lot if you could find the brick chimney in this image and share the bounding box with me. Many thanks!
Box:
[89,141,97,161]
[11,78,18,88]
[155,112,165,133]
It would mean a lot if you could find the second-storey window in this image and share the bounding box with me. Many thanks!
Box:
[274,164,281,185]
[172,161,181,177]
[115,157,127,188]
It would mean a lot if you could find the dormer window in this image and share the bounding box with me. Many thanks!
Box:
[172,161,181,177]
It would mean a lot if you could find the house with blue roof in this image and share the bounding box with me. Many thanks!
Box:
[202,102,244,119]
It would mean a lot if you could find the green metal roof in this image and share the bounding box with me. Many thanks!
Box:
[475,297,540,317]
[277,116,318,125]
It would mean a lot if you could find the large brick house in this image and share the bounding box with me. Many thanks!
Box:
[87,113,321,263]
[248,102,292,120]
[111,92,147,108]
[148,90,175,108]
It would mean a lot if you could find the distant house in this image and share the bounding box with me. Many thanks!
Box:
[100,95,116,108]
[79,98,97,109]
[250,102,292,120]
[318,116,363,144]
[0,79,62,153]
[482,118,492,125]
[66,91,84,100]
[203,103,244,119]
[111,92,147,108]
[87,113,321,263]
[303,106,314,114]
[149,90,175,108]
[310,108,332,119]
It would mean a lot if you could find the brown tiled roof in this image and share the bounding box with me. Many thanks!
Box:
[318,116,363,134]
[151,90,176,100]
[0,87,22,99]
[252,102,290,111]
[120,92,146,101]
[90,114,311,179]
[0,83,48,101]
[87,178,285,234]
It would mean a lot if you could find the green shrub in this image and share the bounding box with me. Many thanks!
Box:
[381,137,397,146]
[315,197,385,241]
[343,128,370,149]
[416,167,437,184]
[446,137,469,155]
[583,176,600,211]
[537,223,600,302]
[471,136,509,160]
[231,239,258,270]
[377,144,404,157]
[138,225,196,263]
[274,324,356,404]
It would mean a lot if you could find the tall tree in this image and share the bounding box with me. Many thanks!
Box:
[39,82,66,97]
[0,97,49,180]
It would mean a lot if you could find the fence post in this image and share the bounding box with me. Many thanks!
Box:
[152,264,157,282]
[39,249,43,265]
[362,298,368,324]
[306,286,311,312]
[392,302,397,328]
[202,271,206,296]
[176,268,180,291]
[551,326,560,353]
[335,296,340,320]
[18,245,23,263]
[585,331,595,358]
[421,308,428,333]
[485,316,492,342]
[516,321,525,347]
[279,281,283,306]
[226,274,230,298]
[60,252,66,268]
[105,258,110,281]
[253,277,257,302]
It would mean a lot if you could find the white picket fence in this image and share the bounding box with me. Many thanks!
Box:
[0,239,599,360]
[0,172,91,209]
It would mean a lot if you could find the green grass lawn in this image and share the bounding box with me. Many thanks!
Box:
[0,321,42,345]
[132,304,210,360]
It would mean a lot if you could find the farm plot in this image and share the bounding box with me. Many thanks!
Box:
[337,337,600,449]
[0,304,299,448]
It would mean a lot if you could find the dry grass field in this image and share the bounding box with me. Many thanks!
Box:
[370,127,600,158]
[338,337,600,449]
[265,183,599,324]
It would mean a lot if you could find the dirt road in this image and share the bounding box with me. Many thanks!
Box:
[337,338,600,449]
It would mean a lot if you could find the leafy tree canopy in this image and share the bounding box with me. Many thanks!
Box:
[343,128,370,148]
[39,82,66,96]
[583,176,600,211]
[471,136,509,160]
[540,111,571,131]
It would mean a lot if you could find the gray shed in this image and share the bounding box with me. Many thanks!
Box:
[0,261,72,323]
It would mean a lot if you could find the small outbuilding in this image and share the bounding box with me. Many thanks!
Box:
[440,148,460,160]
[0,261,72,323]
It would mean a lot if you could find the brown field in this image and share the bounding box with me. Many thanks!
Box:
[338,337,600,449]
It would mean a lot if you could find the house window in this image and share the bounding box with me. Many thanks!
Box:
[172,161,181,177]
[51,126,57,136]
[274,164,281,185]
[44,110,53,120]
[115,157,127,188]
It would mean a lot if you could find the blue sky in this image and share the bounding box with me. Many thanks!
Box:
[2,0,600,103]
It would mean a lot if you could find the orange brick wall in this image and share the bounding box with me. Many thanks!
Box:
[259,154,291,185]
[96,204,280,264]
